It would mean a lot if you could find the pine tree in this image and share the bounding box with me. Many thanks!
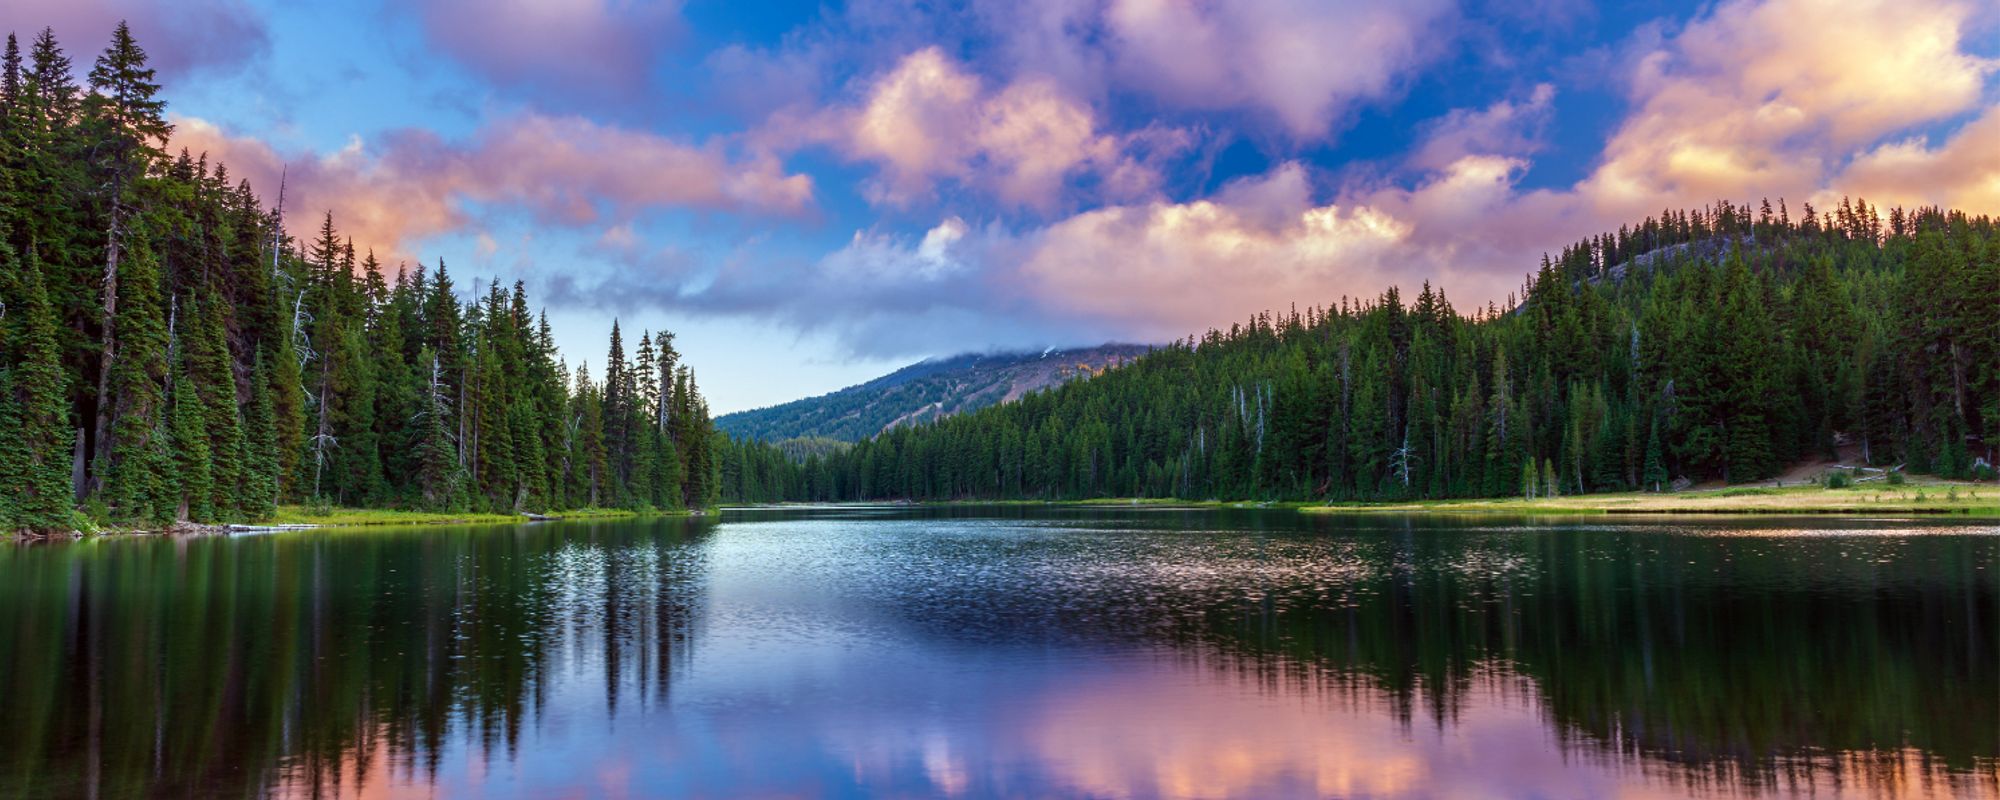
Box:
[270,313,306,499]
[415,348,462,510]
[630,332,659,508]
[573,362,609,506]
[187,297,246,518]
[97,224,172,524]
[1486,346,1519,497]
[168,374,214,521]
[0,34,21,118]
[0,246,75,530]
[84,22,172,495]
[1643,417,1668,492]
[654,331,684,506]
[242,348,280,519]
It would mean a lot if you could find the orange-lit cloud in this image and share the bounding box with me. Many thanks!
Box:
[1015,158,1538,340]
[171,113,814,265]
[1826,104,2000,215]
[1579,0,1994,215]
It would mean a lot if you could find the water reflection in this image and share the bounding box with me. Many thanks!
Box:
[0,509,1991,798]
[0,520,711,799]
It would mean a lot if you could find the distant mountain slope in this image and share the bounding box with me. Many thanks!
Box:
[718,344,1155,442]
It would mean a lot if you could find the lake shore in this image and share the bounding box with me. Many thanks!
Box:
[262,505,675,529]
[1302,483,2000,517]
[742,482,2000,518]
[32,506,699,538]
[53,484,2000,539]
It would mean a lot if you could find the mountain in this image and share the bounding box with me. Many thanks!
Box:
[717,344,1155,442]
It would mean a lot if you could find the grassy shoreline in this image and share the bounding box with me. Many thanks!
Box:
[264,505,680,528]
[39,483,1999,539]
[37,506,695,536]
[1308,483,2000,517]
[736,483,2000,518]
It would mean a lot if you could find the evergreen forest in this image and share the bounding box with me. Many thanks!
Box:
[719,198,1998,503]
[0,25,722,532]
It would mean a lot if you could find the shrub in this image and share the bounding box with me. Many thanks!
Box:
[1824,470,1853,489]
[1886,470,1907,486]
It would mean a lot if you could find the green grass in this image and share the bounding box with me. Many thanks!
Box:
[265,505,674,528]
[696,482,2000,520]
[1300,482,2000,517]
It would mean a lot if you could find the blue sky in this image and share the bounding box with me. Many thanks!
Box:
[5,0,1997,413]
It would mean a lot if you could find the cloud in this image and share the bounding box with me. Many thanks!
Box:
[555,158,1533,358]
[1014,157,1553,341]
[1017,165,1410,337]
[697,0,2000,356]
[1579,0,1994,214]
[1823,104,2000,215]
[172,0,1998,364]
[1,0,268,78]
[1013,0,1996,342]
[1410,84,1556,172]
[768,46,1188,211]
[949,0,1457,141]
[170,112,814,263]
[1050,0,2000,342]
[1098,0,1456,140]
[403,0,681,105]
[824,217,973,283]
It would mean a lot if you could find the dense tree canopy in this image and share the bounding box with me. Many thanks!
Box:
[0,26,721,532]
[723,199,1998,503]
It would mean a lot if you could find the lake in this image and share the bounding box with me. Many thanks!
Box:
[0,507,1994,799]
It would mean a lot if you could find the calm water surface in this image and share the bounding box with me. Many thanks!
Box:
[0,507,1994,799]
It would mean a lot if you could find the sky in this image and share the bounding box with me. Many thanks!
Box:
[3,0,1998,414]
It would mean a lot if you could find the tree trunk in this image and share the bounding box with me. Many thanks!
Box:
[87,202,122,498]
[71,427,88,502]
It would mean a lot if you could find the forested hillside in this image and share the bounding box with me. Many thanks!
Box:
[0,25,722,532]
[721,199,1998,503]
[716,344,1153,442]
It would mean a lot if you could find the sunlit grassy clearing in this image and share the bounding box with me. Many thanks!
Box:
[266,505,659,528]
[1303,482,2000,516]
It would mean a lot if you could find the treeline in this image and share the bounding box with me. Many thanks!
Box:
[732,198,1997,502]
[0,25,720,532]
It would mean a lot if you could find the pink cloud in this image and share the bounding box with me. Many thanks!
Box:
[1,0,267,78]
[952,0,1455,141]
[407,0,681,102]
[1100,0,1455,140]
[1409,84,1556,172]
[170,112,813,264]
[764,46,1189,212]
